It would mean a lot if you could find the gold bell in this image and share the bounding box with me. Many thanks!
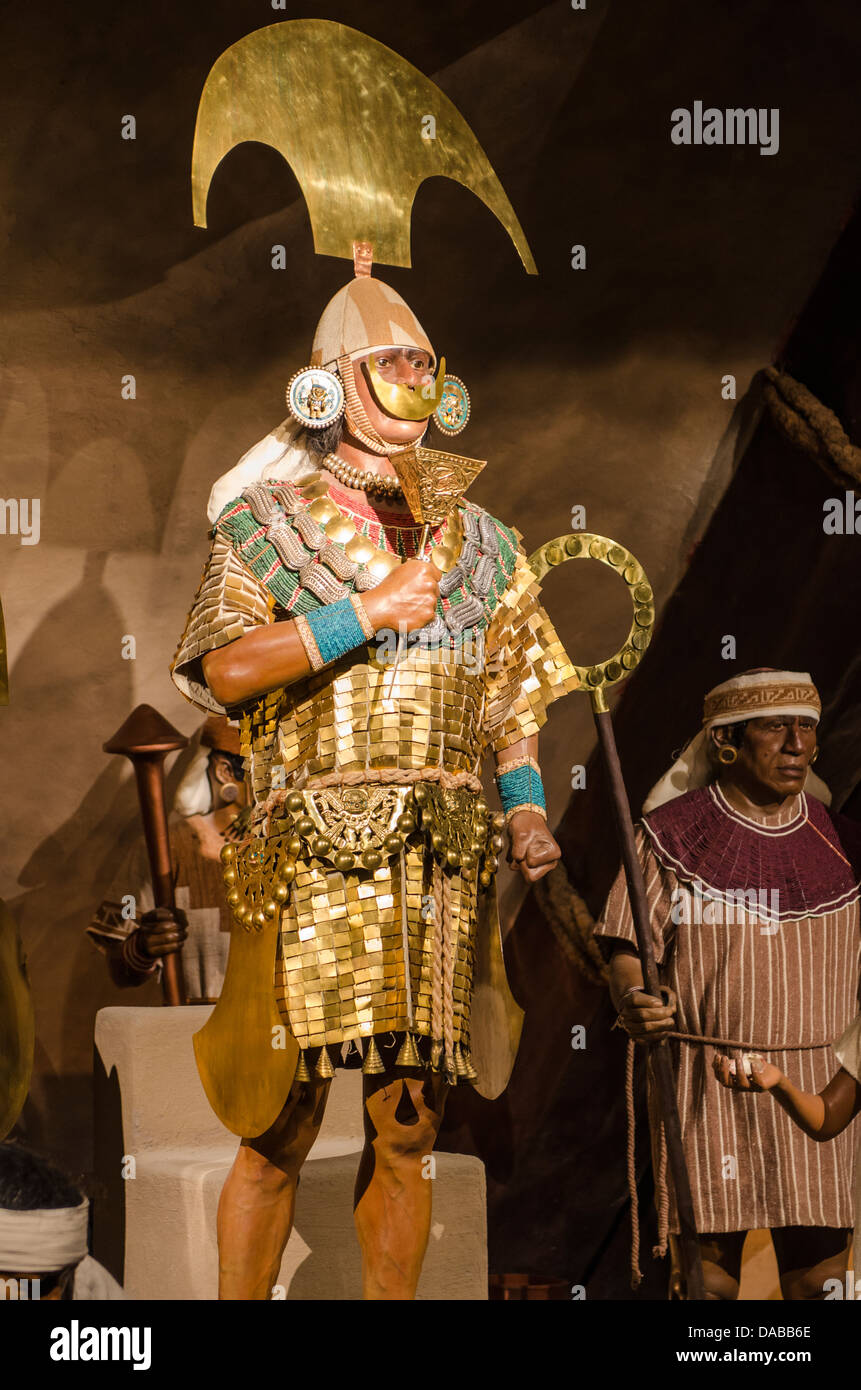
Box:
[395,1032,422,1068]
[315,1045,335,1080]
[294,1051,312,1083]
[453,1044,470,1078]
[429,1040,443,1071]
[362,1037,386,1075]
[460,1047,479,1082]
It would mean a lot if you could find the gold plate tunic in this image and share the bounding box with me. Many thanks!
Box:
[172,472,578,1087]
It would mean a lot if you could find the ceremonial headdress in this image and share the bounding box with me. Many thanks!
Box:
[310,260,435,372]
[196,18,536,524]
[643,670,829,813]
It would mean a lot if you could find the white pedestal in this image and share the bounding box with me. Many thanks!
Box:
[94,1006,487,1300]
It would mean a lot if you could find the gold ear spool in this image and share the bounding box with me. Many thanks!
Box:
[526,533,655,712]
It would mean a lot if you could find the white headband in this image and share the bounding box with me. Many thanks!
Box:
[0,1198,89,1274]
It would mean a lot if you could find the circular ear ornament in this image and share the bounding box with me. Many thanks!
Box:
[286,367,345,430]
[433,374,471,436]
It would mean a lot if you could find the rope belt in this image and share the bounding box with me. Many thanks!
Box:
[304,767,483,791]
[624,1028,832,1288]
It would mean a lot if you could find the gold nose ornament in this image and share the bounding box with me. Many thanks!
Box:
[365,356,448,421]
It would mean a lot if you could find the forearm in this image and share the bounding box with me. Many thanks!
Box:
[494,734,538,771]
[771,1075,828,1139]
[202,621,313,706]
[203,587,389,707]
[772,1068,860,1141]
[104,936,154,990]
[494,735,547,825]
[608,945,644,1012]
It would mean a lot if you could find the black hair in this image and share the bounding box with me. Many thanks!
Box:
[303,418,345,457]
[0,1142,82,1211]
[0,1143,83,1296]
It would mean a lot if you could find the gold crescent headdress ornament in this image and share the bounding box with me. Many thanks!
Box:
[192,19,537,273]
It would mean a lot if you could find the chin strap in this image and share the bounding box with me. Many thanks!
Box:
[337,354,427,456]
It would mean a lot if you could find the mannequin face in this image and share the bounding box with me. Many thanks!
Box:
[353,348,433,445]
[711,716,817,803]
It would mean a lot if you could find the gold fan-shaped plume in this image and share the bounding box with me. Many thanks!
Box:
[192,19,537,273]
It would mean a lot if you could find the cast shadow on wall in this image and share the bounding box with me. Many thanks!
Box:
[4,551,199,1167]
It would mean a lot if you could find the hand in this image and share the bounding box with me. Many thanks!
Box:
[138,906,188,959]
[618,986,677,1043]
[712,1052,783,1092]
[506,810,561,884]
[362,558,440,634]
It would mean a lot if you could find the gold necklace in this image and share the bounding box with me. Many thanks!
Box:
[323,451,404,499]
[296,472,463,576]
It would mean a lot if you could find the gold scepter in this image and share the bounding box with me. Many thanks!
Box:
[528,534,706,1302]
[380,440,487,702]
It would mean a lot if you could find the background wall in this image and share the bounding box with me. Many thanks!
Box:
[2,0,861,1281]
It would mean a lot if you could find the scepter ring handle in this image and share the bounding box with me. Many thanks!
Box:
[527,533,655,711]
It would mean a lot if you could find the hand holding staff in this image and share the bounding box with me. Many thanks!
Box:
[104,704,188,1006]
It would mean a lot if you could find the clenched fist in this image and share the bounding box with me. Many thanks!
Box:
[506,809,562,884]
[138,906,188,959]
[363,558,440,634]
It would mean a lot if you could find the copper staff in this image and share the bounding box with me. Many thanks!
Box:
[528,532,706,1302]
[104,705,188,1006]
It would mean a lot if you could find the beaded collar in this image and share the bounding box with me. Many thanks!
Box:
[216,477,520,642]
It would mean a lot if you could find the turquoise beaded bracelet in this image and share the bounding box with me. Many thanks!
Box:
[295,595,375,671]
[495,757,547,825]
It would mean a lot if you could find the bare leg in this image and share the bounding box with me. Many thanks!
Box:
[353,1069,449,1301]
[771,1225,851,1301]
[694,1231,747,1300]
[217,1077,330,1300]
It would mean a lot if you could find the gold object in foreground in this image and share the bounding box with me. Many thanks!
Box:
[365,355,447,421]
[527,533,655,713]
[194,838,299,1137]
[392,443,486,529]
[191,21,536,273]
[0,898,34,1139]
[0,594,8,705]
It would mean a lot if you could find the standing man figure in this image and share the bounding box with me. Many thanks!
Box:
[595,669,861,1299]
[171,257,579,1298]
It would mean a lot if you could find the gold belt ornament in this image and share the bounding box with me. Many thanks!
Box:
[221,783,505,929]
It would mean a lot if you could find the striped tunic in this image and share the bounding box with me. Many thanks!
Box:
[595,788,861,1233]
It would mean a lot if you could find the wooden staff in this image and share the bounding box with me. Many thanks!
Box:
[592,694,705,1300]
[528,531,705,1298]
[104,705,188,1006]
